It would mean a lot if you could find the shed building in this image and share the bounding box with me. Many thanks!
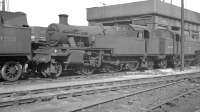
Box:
[87,0,200,40]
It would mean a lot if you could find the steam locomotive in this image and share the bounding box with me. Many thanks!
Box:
[0,12,200,81]
[29,14,200,78]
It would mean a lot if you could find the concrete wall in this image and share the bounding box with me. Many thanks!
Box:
[87,0,200,25]
[87,0,155,21]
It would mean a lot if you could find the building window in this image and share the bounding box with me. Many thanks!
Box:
[191,31,199,40]
[171,26,180,31]
[137,32,143,40]
[184,31,189,41]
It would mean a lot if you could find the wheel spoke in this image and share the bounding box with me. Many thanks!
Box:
[1,62,22,81]
[81,66,95,75]
[52,62,62,77]
[40,62,63,78]
[41,64,51,77]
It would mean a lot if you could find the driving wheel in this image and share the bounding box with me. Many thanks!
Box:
[1,61,22,81]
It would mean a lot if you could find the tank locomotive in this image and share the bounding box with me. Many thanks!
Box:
[28,14,200,79]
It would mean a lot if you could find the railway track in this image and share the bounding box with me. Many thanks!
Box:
[0,77,183,108]
[0,71,199,111]
[146,85,200,112]
[67,79,197,112]
[1,74,197,112]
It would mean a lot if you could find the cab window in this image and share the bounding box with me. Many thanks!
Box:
[144,30,150,39]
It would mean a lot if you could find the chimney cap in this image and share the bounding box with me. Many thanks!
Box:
[59,14,68,17]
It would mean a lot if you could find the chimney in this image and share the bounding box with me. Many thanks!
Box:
[59,14,68,25]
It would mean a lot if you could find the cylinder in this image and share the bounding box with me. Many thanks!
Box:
[59,14,68,25]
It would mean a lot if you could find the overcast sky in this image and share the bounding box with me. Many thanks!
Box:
[7,0,200,27]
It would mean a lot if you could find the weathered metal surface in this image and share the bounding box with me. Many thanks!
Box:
[0,11,31,55]
[0,26,31,55]
[67,50,84,64]
[95,32,146,55]
[47,24,104,40]
[148,29,175,55]
[0,11,28,27]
